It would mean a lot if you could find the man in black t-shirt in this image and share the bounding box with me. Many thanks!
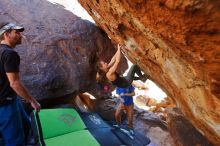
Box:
[0,22,41,146]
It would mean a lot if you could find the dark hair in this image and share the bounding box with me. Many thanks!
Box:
[0,22,11,41]
[96,61,107,83]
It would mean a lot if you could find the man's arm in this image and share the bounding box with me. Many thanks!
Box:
[6,72,41,111]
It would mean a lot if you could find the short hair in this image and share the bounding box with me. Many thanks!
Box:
[0,22,10,41]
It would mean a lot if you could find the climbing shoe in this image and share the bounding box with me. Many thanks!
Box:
[113,124,120,129]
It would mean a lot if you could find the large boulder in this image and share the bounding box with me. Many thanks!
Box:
[0,0,127,100]
[78,0,220,145]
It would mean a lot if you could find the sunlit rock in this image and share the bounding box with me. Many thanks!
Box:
[78,0,220,144]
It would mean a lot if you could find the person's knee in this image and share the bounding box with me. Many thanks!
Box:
[115,110,120,117]
[115,112,117,117]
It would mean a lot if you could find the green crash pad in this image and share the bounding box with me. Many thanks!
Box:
[38,108,86,139]
[34,108,100,146]
[44,130,100,146]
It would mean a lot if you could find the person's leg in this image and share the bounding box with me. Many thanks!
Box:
[17,98,32,143]
[0,99,25,146]
[115,103,124,126]
[126,104,134,129]
[125,65,147,84]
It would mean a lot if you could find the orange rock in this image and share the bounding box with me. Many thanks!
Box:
[78,1,220,144]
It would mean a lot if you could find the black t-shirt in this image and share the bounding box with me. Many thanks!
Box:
[0,44,20,99]
[111,72,130,88]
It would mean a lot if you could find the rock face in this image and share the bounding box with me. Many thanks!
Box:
[78,0,220,145]
[0,0,127,99]
[167,108,213,146]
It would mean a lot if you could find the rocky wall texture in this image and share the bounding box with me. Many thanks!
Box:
[78,0,220,145]
[0,0,127,100]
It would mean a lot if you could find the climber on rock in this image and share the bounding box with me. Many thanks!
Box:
[97,44,148,88]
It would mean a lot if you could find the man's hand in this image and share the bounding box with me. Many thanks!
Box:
[30,99,41,111]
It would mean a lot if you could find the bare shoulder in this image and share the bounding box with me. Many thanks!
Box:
[106,72,116,81]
